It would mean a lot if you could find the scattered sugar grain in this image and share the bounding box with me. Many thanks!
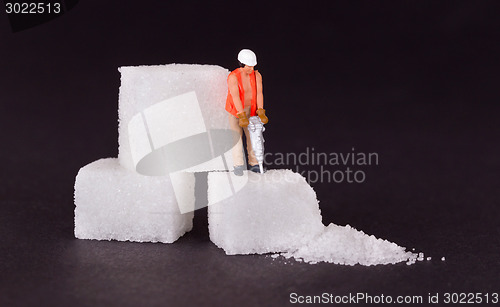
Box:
[284,223,418,266]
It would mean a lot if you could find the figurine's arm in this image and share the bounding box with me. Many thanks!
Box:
[256,71,263,109]
[255,71,268,124]
[228,74,244,114]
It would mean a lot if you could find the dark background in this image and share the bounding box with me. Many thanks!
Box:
[1,1,499,306]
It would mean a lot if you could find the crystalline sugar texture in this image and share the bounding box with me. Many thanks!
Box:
[74,158,194,243]
[118,64,230,173]
[283,223,418,265]
[207,170,324,255]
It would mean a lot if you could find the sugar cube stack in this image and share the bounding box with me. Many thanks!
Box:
[75,64,230,243]
[207,170,325,255]
[74,63,419,266]
[74,158,194,243]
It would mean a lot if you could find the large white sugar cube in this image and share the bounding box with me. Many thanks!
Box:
[118,64,231,173]
[208,170,324,255]
[74,158,194,243]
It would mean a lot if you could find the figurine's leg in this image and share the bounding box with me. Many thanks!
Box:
[243,126,259,167]
[229,113,245,167]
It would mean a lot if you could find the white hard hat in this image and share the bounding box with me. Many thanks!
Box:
[237,49,257,66]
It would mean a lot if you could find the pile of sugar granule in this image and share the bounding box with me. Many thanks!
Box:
[279,223,424,266]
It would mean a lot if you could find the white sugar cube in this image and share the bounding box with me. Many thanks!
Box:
[118,64,232,173]
[207,170,324,255]
[74,158,194,243]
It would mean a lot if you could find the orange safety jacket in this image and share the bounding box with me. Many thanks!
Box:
[225,68,257,117]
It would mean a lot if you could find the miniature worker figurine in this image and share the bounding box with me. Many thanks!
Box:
[225,49,268,176]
